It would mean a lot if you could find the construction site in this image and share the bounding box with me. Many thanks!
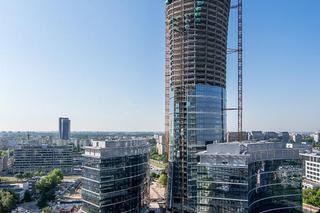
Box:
[164,0,243,212]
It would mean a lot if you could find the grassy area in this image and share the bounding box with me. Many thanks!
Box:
[0,176,19,183]
[63,175,81,181]
[150,159,167,169]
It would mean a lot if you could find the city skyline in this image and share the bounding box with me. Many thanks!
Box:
[0,0,319,132]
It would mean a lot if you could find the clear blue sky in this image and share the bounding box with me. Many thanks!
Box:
[0,0,319,132]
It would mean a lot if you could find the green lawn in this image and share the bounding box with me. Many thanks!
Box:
[0,176,19,183]
[63,175,82,181]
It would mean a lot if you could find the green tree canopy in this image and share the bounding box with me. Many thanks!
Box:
[303,188,320,207]
[41,206,54,213]
[0,189,17,213]
[159,173,167,186]
[36,169,64,208]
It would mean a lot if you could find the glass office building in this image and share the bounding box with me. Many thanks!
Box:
[59,117,71,140]
[165,0,231,212]
[197,142,303,213]
[81,140,150,213]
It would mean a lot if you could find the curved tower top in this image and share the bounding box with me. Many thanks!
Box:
[165,0,230,89]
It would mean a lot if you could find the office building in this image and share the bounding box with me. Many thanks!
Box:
[165,0,231,211]
[59,117,71,140]
[81,140,150,213]
[197,142,303,213]
[0,155,8,172]
[292,133,303,143]
[12,144,73,174]
[226,131,249,142]
[264,131,278,140]
[279,132,290,143]
[249,131,264,141]
[312,132,320,143]
[300,149,320,187]
[0,184,26,202]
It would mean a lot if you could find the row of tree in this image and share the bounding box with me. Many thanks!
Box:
[15,171,46,180]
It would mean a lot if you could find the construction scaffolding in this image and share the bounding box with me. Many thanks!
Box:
[165,0,231,212]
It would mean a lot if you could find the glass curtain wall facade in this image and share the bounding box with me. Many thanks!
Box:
[197,143,249,213]
[196,142,303,213]
[165,0,231,212]
[81,140,150,213]
[248,159,302,213]
[185,84,226,208]
[197,159,248,212]
[59,117,70,140]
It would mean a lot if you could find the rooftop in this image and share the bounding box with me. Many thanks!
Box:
[83,139,150,158]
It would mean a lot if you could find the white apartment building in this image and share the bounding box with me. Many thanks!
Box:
[156,135,165,155]
[300,150,320,186]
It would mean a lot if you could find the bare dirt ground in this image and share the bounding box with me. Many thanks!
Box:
[150,181,165,201]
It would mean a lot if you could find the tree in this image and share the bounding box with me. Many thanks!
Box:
[303,188,320,207]
[0,189,17,213]
[149,138,157,147]
[14,173,24,181]
[159,173,167,186]
[150,173,159,179]
[24,172,34,179]
[24,190,32,202]
[0,150,8,157]
[41,207,54,213]
[36,169,64,208]
[304,136,315,143]
[34,171,45,177]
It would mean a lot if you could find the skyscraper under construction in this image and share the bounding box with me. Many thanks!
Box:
[165,0,231,212]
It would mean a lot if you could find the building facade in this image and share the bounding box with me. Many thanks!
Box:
[226,131,249,142]
[300,150,320,185]
[81,140,150,213]
[292,133,303,143]
[156,135,165,156]
[59,117,71,140]
[279,132,290,143]
[197,142,303,213]
[249,131,265,141]
[165,0,231,211]
[0,155,8,172]
[264,131,278,140]
[12,145,73,174]
[312,132,320,143]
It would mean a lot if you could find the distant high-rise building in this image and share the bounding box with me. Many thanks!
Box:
[292,133,303,143]
[264,131,278,140]
[165,0,231,211]
[197,142,303,213]
[249,131,265,141]
[156,135,165,156]
[279,131,290,143]
[312,132,320,143]
[59,117,70,140]
[81,140,150,213]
